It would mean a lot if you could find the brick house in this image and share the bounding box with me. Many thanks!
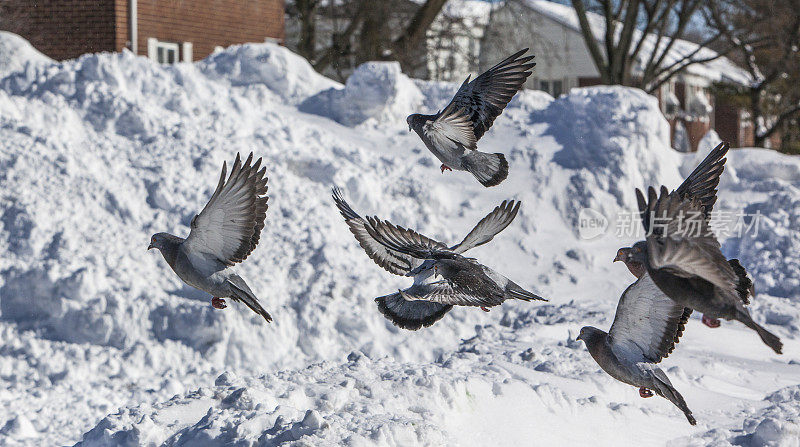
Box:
[1,0,284,63]
[481,0,760,151]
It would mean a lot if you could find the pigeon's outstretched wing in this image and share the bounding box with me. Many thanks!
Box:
[364,217,455,260]
[608,274,692,364]
[674,142,729,216]
[331,188,417,276]
[423,105,478,151]
[375,291,452,330]
[637,142,729,233]
[442,49,535,140]
[451,200,520,253]
[184,153,269,265]
[398,281,504,308]
[643,186,741,303]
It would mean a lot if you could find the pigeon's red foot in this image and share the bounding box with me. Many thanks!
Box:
[702,314,721,328]
[211,297,227,309]
[639,387,654,398]
[480,306,490,312]
[440,164,452,173]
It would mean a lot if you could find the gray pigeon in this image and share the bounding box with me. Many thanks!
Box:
[615,142,753,329]
[332,188,530,329]
[407,49,535,187]
[148,152,272,323]
[362,212,547,323]
[628,143,781,354]
[577,274,696,425]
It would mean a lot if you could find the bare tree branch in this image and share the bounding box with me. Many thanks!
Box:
[572,0,611,83]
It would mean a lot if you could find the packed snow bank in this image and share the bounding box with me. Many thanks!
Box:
[301,61,423,126]
[681,148,800,299]
[0,36,798,446]
[198,43,340,105]
[72,321,696,447]
[534,86,682,228]
[0,32,53,79]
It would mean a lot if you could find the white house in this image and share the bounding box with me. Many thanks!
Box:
[421,0,494,82]
[480,0,755,151]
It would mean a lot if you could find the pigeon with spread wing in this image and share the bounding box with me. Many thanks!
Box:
[577,274,695,425]
[332,188,541,329]
[362,208,546,325]
[615,142,754,329]
[407,49,535,187]
[625,143,781,354]
[148,153,272,323]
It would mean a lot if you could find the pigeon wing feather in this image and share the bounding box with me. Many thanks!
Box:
[608,274,691,364]
[331,188,417,276]
[451,200,520,253]
[442,49,535,140]
[184,152,269,265]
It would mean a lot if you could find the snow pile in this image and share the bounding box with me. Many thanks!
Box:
[685,148,800,299]
[301,61,423,126]
[0,32,53,79]
[198,43,341,105]
[0,35,798,446]
[745,386,800,446]
[75,319,693,447]
[534,86,682,228]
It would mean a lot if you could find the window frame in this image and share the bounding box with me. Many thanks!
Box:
[147,38,180,64]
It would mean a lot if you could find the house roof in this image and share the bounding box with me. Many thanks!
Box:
[520,0,752,86]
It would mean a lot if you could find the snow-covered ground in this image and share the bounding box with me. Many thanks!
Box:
[0,32,799,446]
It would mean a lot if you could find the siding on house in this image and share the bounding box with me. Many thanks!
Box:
[2,0,118,60]
[481,0,598,93]
[480,0,757,151]
[126,0,285,61]
[1,0,284,62]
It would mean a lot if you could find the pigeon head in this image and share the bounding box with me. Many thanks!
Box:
[433,260,459,279]
[576,326,603,343]
[406,114,423,132]
[614,243,647,278]
[148,233,172,252]
[615,242,647,263]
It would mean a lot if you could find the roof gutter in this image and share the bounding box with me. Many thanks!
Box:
[129,0,138,53]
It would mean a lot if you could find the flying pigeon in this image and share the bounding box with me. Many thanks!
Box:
[148,152,272,323]
[615,142,754,329]
[362,210,547,324]
[577,274,696,425]
[615,248,753,330]
[406,49,535,187]
[627,143,781,354]
[332,188,538,329]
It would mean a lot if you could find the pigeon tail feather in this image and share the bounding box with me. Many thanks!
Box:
[737,310,782,354]
[652,372,696,425]
[462,151,508,187]
[228,277,272,323]
[375,293,452,330]
[506,283,546,302]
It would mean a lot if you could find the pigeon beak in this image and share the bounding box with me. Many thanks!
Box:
[614,250,626,263]
[408,124,412,132]
[575,334,581,341]
[147,243,154,251]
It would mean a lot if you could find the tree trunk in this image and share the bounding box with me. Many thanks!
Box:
[751,87,766,147]
[296,0,318,62]
[356,2,388,64]
[392,0,449,72]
